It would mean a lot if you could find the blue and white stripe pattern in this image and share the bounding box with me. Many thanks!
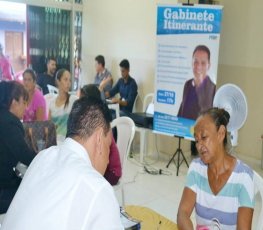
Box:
[186,158,255,229]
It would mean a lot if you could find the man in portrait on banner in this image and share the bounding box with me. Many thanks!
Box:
[177,45,216,121]
[177,45,216,156]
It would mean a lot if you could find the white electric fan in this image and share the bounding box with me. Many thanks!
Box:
[213,84,248,154]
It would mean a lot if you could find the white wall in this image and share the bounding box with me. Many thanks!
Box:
[81,0,195,155]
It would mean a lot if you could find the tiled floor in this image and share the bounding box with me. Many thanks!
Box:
[115,151,263,229]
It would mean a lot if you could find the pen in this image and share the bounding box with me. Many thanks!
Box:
[156,221,162,230]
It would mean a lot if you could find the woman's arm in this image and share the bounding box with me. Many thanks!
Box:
[237,207,253,230]
[48,109,52,120]
[36,107,44,121]
[4,122,35,166]
[177,187,196,230]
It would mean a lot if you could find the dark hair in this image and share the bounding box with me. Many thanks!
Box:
[66,97,112,140]
[198,107,230,148]
[0,81,28,110]
[193,45,210,62]
[47,58,56,64]
[119,59,130,70]
[81,84,101,101]
[56,68,70,109]
[23,68,36,81]
[95,55,105,68]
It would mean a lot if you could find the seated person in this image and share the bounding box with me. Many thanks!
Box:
[48,69,78,144]
[2,97,123,230]
[177,108,254,229]
[0,81,35,214]
[81,84,122,186]
[36,58,57,95]
[23,69,47,122]
[94,55,113,101]
[104,59,138,118]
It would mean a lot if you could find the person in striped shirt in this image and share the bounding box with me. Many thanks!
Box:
[177,108,254,230]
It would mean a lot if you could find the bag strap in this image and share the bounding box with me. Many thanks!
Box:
[28,127,49,154]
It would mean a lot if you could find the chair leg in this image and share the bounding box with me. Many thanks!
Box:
[144,131,148,156]
[140,130,145,163]
[121,186,125,207]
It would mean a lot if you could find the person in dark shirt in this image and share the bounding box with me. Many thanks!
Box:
[37,58,57,95]
[104,59,138,117]
[0,81,36,214]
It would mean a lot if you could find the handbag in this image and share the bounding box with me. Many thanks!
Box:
[23,120,57,153]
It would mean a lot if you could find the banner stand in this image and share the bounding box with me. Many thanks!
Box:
[166,136,189,176]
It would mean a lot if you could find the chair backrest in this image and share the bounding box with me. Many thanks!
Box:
[44,93,55,117]
[132,91,139,113]
[47,84,58,94]
[111,117,135,177]
[254,170,263,230]
[142,93,154,112]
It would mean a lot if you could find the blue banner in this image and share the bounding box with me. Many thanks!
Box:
[154,4,223,139]
[157,6,222,35]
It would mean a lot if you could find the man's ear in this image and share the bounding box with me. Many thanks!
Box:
[11,99,18,107]
[96,127,104,154]
[207,62,211,71]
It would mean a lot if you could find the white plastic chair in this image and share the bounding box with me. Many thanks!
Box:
[135,93,154,163]
[132,91,139,113]
[111,117,135,206]
[44,93,56,117]
[47,84,58,94]
[0,214,5,228]
[254,170,263,230]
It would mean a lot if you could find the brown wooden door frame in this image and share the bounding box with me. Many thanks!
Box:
[5,31,24,73]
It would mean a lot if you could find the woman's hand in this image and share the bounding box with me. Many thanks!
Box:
[99,75,112,92]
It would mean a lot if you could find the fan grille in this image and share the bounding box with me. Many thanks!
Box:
[213,84,247,132]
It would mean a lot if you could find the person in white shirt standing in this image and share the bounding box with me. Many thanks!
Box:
[2,97,124,230]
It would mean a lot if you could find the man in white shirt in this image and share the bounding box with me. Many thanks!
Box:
[2,98,124,230]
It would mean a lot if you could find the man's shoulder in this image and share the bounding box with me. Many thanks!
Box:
[185,78,193,85]
[206,76,216,87]
[128,76,137,85]
[38,72,48,77]
[105,68,111,76]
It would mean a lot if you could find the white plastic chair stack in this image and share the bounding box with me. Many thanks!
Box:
[47,84,58,94]
[135,93,154,163]
[254,171,263,230]
[111,117,135,206]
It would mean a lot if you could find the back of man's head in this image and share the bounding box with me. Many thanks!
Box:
[66,97,111,140]
[95,55,105,68]
[192,45,210,62]
[81,84,101,101]
[119,59,130,70]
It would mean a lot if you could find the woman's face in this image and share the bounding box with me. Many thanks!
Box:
[57,71,71,93]
[194,115,225,164]
[10,96,27,120]
[23,72,35,92]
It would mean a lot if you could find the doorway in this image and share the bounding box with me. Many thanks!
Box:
[5,31,24,73]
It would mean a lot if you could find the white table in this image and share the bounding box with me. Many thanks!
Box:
[108,103,120,118]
